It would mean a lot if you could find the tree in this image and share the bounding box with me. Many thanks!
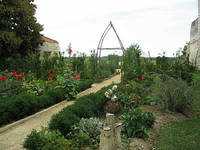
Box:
[0,0,43,59]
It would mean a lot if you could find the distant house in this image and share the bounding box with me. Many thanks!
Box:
[39,36,61,57]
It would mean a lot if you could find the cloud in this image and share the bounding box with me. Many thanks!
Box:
[34,0,196,57]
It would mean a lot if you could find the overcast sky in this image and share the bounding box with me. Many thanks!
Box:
[34,0,197,57]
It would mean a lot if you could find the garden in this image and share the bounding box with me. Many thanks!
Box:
[22,44,200,150]
[0,50,120,127]
[1,1,200,149]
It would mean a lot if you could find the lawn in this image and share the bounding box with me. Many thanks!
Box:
[155,73,200,150]
[155,115,200,150]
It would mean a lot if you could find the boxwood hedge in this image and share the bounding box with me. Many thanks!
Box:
[49,85,111,136]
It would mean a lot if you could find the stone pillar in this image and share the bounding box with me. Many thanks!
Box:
[99,113,122,150]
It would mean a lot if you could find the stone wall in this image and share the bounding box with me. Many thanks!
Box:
[189,18,200,69]
[39,41,61,58]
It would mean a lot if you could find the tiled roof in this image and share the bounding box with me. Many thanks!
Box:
[42,36,59,44]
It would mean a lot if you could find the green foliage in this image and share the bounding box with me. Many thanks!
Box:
[49,109,80,136]
[0,0,43,59]
[142,96,159,106]
[155,115,200,150]
[68,118,100,149]
[23,128,70,150]
[69,132,90,150]
[120,108,155,138]
[49,85,111,136]
[0,88,66,127]
[154,77,193,114]
[123,44,143,81]
[56,69,78,100]
[77,79,93,92]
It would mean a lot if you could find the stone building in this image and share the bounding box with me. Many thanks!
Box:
[39,36,61,57]
[189,0,200,69]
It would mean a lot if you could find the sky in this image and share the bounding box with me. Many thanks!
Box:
[34,0,197,57]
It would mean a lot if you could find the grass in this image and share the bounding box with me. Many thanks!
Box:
[192,72,200,112]
[155,115,200,150]
[154,73,200,150]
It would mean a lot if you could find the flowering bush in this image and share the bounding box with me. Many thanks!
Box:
[104,85,118,101]
[56,68,78,99]
[0,71,25,99]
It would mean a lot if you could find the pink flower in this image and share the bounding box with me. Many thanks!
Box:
[68,48,72,54]
[48,70,51,74]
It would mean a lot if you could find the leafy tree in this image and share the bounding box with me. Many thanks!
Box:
[0,0,43,59]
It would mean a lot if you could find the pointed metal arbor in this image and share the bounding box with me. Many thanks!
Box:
[96,21,125,62]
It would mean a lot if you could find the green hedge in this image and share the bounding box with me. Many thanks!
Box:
[77,79,93,92]
[49,86,110,136]
[0,88,66,127]
[0,80,95,127]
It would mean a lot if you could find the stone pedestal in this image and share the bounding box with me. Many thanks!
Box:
[99,113,122,150]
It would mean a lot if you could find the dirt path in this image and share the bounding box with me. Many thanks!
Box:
[0,74,121,150]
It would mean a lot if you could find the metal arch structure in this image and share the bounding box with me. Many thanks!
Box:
[96,21,125,62]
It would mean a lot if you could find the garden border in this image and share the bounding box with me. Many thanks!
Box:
[0,100,72,134]
[0,74,120,134]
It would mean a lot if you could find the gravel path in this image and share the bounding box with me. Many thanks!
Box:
[0,75,121,150]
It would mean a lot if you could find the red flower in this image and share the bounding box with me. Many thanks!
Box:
[11,71,17,76]
[68,48,72,54]
[74,72,79,75]
[141,75,145,80]
[48,70,51,74]
[52,70,56,73]
[1,76,6,81]
[136,78,139,81]
[16,75,21,79]
[49,74,53,80]
[74,76,80,80]
[21,73,25,78]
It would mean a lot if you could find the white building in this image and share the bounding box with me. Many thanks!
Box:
[189,0,200,69]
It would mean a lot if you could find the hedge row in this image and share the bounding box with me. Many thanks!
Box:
[0,79,94,127]
[48,85,110,136]
[77,79,93,92]
[0,88,66,127]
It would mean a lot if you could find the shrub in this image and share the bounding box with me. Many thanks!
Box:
[120,108,155,138]
[154,77,193,114]
[23,128,70,150]
[142,96,159,105]
[49,110,80,136]
[0,88,67,127]
[49,85,111,136]
[68,118,100,149]
[77,79,93,92]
